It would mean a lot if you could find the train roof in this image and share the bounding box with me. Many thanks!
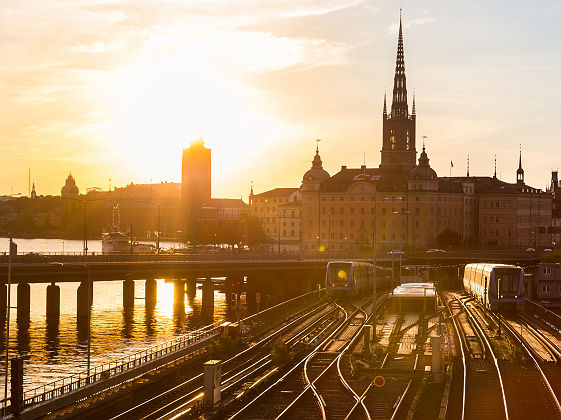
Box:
[465,263,522,269]
[392,282,435,298]
[326,260,373,266]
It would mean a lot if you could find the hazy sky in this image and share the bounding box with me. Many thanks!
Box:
[1,0,560,198]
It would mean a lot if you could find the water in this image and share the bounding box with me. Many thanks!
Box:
[0,238,229,396]
[0,237,181,254]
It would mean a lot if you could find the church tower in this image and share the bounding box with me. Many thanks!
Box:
[380,11,416,170]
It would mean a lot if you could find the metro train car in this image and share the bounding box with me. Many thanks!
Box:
[325,261,372,297]
[463,263,525,311]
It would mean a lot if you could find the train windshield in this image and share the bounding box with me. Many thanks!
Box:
[494,268,521,293]
[329,263,353,284]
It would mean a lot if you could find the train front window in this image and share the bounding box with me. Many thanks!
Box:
[330,263,352,284]
[495,269,520,293]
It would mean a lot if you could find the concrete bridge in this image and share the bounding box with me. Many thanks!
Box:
[0,250,539,321]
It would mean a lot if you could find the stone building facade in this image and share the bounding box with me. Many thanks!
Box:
[248,14,553,254]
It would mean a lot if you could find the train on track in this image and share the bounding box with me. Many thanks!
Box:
[325,261,391,297]
[463,263,525,311]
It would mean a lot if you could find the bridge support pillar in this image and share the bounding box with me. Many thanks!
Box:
[186,278,196,298]
[77,281,92,318]
[145,278,157,307]
[174,280,186,308]
[202,279,214,319]
[123,279,135,308]
[17,283,30,321]
[46,282,60,318]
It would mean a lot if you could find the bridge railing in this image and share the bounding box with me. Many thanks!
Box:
[16,321,223,412]
[524,299,561,332]
[0,251,384,264]
[0,287,328,415]
[239,287,327,337]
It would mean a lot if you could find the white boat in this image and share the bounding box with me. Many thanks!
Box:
[102,205,130,254]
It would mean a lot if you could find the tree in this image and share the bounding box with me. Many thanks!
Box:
[437,228,462,248]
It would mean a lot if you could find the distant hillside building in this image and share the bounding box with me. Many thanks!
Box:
[61,173,79,198]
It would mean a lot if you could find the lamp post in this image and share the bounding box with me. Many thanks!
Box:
[370,175,380,341]
[138,201,181,255]
[497,277,502,337]
[383,196,403,293]
[61,196,106,255]
[393,210,411,286]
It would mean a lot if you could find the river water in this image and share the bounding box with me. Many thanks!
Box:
[0,238,230,396]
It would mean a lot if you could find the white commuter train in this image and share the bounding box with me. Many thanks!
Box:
[325,261,391,297]
[463,263,525,311]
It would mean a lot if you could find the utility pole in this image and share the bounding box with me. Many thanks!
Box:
[4,238,16,400]
[83,200,88,256]
[157,205,161,255]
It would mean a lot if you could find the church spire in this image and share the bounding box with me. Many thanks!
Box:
[391,9,408,119]
[412,90,416,115]
[517,144,524,183]
[383,89,387,115]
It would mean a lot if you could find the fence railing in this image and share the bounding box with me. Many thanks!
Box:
[239,287,327,337]
[524,299,561,332]
[0,287,328,415]
[0,251,392,265]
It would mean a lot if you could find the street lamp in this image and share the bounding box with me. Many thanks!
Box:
[383,196,404,292]
[393,210,411,286]
[61,196,105,255]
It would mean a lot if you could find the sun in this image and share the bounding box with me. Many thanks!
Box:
[87,32,304,186]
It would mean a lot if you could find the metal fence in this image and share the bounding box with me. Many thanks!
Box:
[0,322,223,416]
[239,287,327,337]
[0,251,388,265]
[524,299,561,332]
[0,287,328,416]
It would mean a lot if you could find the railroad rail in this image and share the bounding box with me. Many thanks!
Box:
[226,296,384,419]
[451,292,561,420]
[1,288,327,418]
[114,298,339,419]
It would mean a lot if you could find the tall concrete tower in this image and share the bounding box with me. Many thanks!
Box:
[181,138,211,241]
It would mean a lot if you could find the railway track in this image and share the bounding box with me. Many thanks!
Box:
[224,296,385,420]
[107,299,338,420]
[448,292,561,420]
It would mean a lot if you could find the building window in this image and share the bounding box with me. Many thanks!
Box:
[322,220,326,227]
[542,284,551,293]
[350,220,355,227]
[544,267,552,275]
[350,208,355,215]
[340,220,344,227]
[415,208,419,216]
[382,233,386,240]
[361,208,365,215]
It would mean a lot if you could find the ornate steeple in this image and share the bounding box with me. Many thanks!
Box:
[411,91,416,115]
[380,10,416,170]
[391,10,408,119]
[517,145,524,184]
[383,89,387,115]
